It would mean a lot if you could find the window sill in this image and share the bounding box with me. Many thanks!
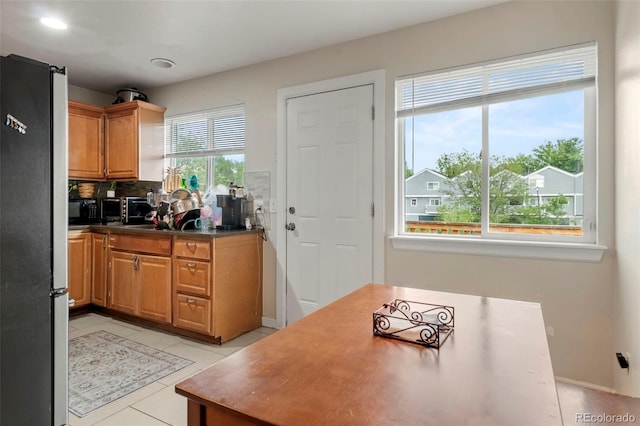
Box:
[389,235,607,263]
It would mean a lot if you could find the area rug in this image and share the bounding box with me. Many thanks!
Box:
[68,330,193,417]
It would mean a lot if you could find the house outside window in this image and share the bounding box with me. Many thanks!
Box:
[164,104,245,192]
[397,42,597,244]
[430,199,441,206]
[411,198,417,206]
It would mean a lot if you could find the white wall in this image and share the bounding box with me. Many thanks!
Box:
[148,1,616,388]
[68,84,112,106]
[614,0,640,397]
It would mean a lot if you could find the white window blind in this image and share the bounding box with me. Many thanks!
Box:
[165,104,245,158]
[396,42,597,117]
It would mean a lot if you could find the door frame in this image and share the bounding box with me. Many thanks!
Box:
[275,69,385,328]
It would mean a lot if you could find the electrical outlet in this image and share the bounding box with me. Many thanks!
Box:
[616,352,630,369]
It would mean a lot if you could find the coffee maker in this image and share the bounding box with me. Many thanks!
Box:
[216,195,246,230]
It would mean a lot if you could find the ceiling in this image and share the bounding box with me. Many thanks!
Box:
[0,1,505,96]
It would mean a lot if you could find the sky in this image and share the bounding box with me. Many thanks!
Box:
[404,90,585,173]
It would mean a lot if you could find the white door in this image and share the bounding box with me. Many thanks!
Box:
[285,85,374,324]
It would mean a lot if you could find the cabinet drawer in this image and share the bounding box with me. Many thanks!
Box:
[174,294,212,335]
[174,259,211,297]
[174,237,210,260]
[110,233,171,256]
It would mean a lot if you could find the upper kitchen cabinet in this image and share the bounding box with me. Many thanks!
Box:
[104,101,166,181]
[68,100,105,180]
[68,100,166,181]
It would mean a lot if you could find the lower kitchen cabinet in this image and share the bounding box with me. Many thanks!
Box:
[172,233,262,342]
[90,232,108,307]
[108,246,172,324]
[68,232,91,307]
[138,254,172,323]
[109,251,139,316]
[213,234,263,342]
[68,227,262,341]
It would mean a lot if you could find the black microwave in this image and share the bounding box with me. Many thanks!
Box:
[69,198,100,224]
[101,197,151,224]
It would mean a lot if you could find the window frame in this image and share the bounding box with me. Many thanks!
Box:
[392,43,606,262]
[427,181,439,190]
[164,104,246,190]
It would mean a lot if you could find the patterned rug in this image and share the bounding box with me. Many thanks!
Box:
[68,330,193,417]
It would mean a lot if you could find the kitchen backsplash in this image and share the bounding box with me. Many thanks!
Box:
[69,180,162,198]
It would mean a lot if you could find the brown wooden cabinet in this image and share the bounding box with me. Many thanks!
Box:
[67,228,262,341]
[138,254,172,323]
[104,101,166,181]
[67,100,165,181]
[108,233,172,323]
[68,232,92,307]
[172,233,262,342]
[68,101,105,180]
[109,251,138,315]
[90,232,108,307]
[213,234,263,342]
[173,237,213,335]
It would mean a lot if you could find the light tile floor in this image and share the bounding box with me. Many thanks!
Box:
[68,313,275,426]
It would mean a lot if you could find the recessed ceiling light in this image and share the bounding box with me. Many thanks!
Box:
[40,17,68,30]
[150,58,176,69]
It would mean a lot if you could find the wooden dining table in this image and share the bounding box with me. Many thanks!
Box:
[175,283,562,425]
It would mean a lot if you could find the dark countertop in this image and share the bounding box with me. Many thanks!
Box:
[68,223,257,238]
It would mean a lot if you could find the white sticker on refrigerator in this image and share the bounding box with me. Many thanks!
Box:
[5,114,27,134]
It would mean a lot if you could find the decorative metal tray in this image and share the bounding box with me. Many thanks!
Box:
[373,299,454,348]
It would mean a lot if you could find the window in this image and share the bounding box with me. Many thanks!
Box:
[429,199,441,206]
[411,198,417,206]
[164,104,245,191]
[396,43,597,246]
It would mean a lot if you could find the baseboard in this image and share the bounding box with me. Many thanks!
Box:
[555,376,615,394]
[261,316,280,329]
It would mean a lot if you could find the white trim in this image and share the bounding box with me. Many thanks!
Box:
[261,316,280,330]
[390,235,606,263]
[555,376,615,394]
[276,69,385,329]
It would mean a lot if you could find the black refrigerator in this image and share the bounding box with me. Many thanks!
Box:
[0,54,69,425]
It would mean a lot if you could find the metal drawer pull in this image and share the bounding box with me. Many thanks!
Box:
[185,262,197,269]
[185,242,197,248]
[186,298,196,304]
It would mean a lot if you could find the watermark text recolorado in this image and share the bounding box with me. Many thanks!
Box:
[576,413,636,423]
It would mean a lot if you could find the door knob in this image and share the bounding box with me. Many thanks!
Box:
[285,222,296,231]
[289,206,296,214]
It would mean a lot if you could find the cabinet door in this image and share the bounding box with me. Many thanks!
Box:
[68,101,105,180]
[91,233,108,307]
[68,233,92,307]
[138,254,172,323]
[105,107,138,179]
[109,251,137,315]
